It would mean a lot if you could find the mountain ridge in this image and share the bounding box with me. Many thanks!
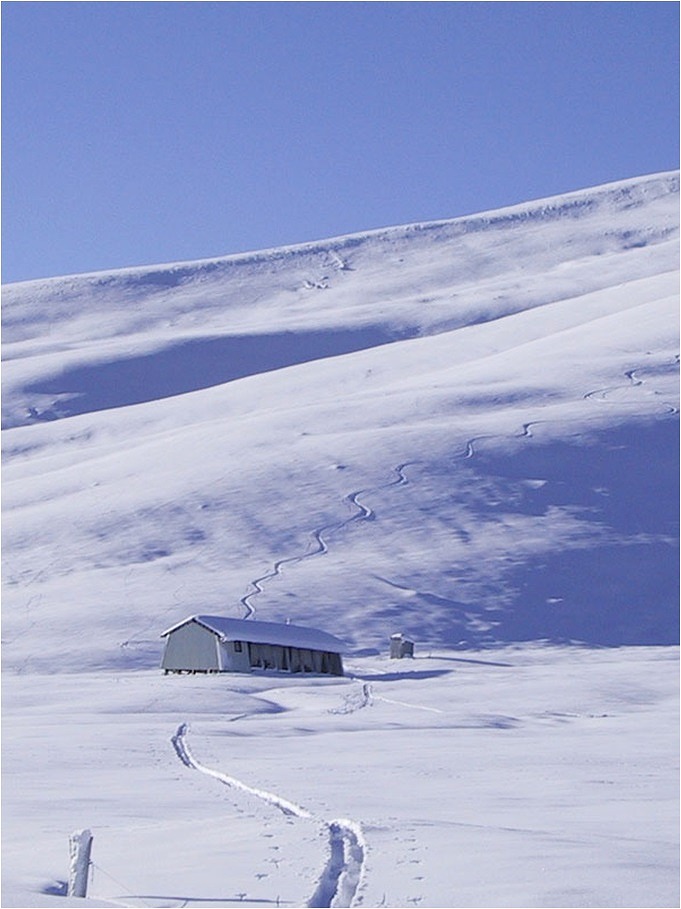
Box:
[2,171,678,672]
[5,169,678,290]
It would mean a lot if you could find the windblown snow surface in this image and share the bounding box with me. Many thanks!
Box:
[2,173,679,908]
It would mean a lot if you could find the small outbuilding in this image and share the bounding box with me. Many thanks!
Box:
[161,615,345,676]
[390,632,414,659]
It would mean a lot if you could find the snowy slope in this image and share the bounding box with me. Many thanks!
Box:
[2,173,679,908]
[3,172,679,669]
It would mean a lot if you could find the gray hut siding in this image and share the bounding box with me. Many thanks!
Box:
[162,622,254,673]
[162,620,219,671]
[390,632,414,659]
[217,639,251,672]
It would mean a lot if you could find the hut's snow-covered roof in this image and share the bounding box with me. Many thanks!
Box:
[161,615,346,653]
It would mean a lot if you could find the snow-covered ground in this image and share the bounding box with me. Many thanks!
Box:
[2,649,678,908]
[2,172,679,907]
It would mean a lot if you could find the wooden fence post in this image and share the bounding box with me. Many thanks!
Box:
[67,829,93,899]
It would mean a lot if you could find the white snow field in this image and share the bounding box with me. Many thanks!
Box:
[2,172,679,908]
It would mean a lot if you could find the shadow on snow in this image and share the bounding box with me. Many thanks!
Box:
[25,327,411,421]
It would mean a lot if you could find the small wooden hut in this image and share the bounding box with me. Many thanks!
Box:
[390,632,414,659]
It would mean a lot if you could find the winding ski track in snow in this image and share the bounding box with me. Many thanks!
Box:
[583,363,679,415]
[465,360,678,464]
[462,419,543,460]
[403,363,679,634]
[240,463,416,619]
[171,723,366,908]
[583,367,642,404]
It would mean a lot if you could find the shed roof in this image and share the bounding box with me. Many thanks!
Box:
[161,615,346,653]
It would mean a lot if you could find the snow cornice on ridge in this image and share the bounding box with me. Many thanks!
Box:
[4,170,678,290]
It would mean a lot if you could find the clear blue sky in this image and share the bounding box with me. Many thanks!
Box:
[2,1,679,283]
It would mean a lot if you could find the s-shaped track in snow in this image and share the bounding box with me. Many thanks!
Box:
[171,723,367,908]
[583,363,679,415]
[464,360,679,462]
[461,419,544,460]
[239,463,416,619]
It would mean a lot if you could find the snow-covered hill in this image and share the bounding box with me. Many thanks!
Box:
[2,173,679,908]
[3,171,679,668]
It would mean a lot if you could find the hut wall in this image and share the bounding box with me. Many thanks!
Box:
[162,621,219,671]
[217,639,251,672]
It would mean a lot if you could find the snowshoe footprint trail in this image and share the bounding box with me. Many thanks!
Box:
[307,820,366,909]
[171,723,311,818]
[172,723,366,908]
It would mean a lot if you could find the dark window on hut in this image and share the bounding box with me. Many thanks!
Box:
[234,641,243,652]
